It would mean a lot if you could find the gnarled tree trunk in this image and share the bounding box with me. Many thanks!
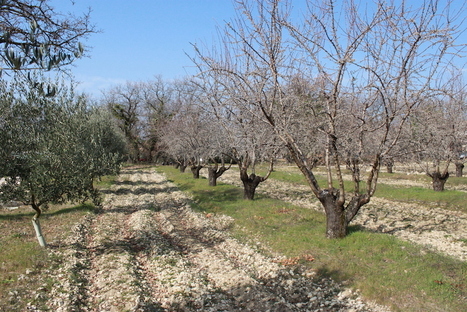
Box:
[207,162,231,186]
[191,164,203,179]
[455,162,464,177]
[317,189,347,238]
[317,189,371,238]
[240,172,265,200]
[428,171,449,191]
[238,158,273,200]
[286,142,376,239]
[386,161,394,174]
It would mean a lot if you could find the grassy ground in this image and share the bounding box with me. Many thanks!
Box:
[0,203,95,310]
[0,175,116,311]
[270,167,467,213]
[1,167,465,311]
[158,165,467,312]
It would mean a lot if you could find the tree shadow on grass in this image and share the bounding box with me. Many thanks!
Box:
[316,265,351,285]
[113,180,168,187]
[193,188,242,203]
[48,203,95,216]
[0,203,94,221]
[100,185,179,196]
[347,224,365,234]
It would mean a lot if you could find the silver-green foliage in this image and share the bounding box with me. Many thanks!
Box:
[0,75,126,218]
[0,0,94,74]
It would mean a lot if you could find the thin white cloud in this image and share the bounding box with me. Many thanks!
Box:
[74,75,127,98]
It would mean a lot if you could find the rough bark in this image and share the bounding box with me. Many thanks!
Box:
[239,162,272,200]
[318,189,347,238]
[455,162,464,177]
[345,194,371,224]
[286,142,374,238]
[316,190,371,239]
[190,165,203,179]
[428,171,449,191]
[207,164,231,186]
[241,173,264,200]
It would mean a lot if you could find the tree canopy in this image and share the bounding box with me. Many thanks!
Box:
[0,75,126,246]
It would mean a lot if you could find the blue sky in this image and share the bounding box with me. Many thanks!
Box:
[51,0,239,97]
[51,0,467,99]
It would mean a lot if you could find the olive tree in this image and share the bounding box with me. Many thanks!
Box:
[1,0,95,77]
[193,0,465,237]
[0,75,126,246]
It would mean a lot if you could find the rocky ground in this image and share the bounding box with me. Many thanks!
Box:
[215,168,467,262]
[36,167,391,312]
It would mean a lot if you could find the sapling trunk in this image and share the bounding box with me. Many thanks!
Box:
[32,218,47,247]
[31,202,47,247]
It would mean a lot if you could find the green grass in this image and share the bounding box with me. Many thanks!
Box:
[158,165,467,312]
[446,176,467,187]
[95,174,119,189]
[0,202,95,311]
[270,168,467,213]
[374,185,467,210]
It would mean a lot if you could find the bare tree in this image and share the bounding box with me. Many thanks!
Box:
[159,80,212,177]
[444,74,467,178]
[231,119,278,200]
[103,82,144,162]
[193,0,465,237]
[406,72,467,190]
[191,55,279,199]
[140,76,174,162]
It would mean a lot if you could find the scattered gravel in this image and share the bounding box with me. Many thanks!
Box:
[214,168,467,262]
[44,167,390,312]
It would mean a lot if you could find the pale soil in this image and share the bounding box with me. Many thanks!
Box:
[39,167,390,312]
[214,167,467,262]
